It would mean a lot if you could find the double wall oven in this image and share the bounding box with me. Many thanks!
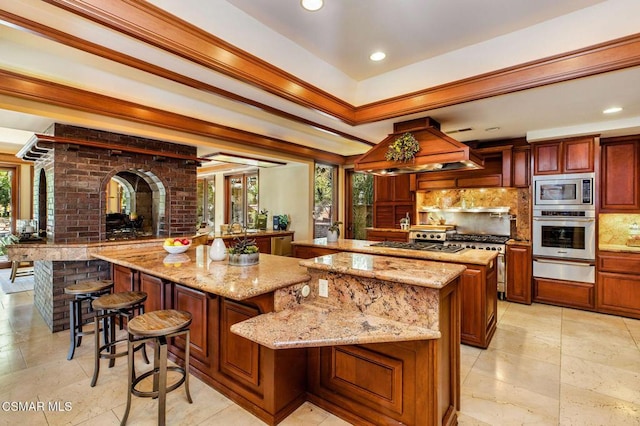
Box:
[532,173,596,283]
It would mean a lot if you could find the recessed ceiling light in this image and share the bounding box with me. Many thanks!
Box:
[485,127,501,132]
[603,106,623,114]
[301,0,323,11]
[370,51,386,61]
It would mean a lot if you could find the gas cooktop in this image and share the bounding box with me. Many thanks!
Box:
[369,241,465,253]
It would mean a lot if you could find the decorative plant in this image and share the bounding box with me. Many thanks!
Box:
[277,214,289,229]
[327,221,343,237]
[385,132,420,162]
[0,234,18,256]
[228,234,259,255]
[259,209,268,215]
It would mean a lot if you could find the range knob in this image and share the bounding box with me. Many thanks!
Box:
[435,234,442,239]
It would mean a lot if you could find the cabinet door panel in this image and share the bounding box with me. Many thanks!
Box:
[113,264,136,292]
[459,268,483,346]
[139,273,165,312]
[601,141,639,211]
[533,142,561,175]
[220,299,261,388]
[512,148,530,188]
[173,284,216,370]
[597,272,640,318]
[506,245,532,304]
[564,138,594,173]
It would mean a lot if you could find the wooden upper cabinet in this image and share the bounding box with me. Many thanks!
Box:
[373,174,415,228]
[533,137,595,175]
[533,142,561,175]
[374,175,413,202]
[601,138,640,211]
[511,147,530,187]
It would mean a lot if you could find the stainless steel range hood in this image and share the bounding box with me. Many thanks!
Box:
[354,117,484,175]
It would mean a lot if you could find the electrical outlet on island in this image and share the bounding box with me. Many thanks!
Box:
[319,279,329,298]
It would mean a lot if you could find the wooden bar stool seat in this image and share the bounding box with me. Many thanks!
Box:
[91,291,149,387]
[121,310,193,426]
[63,280,114,360]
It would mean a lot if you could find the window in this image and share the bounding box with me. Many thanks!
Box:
[226,173,258,228]
[313,164,337,238]
[348,171,373,240]
[0,168,15,237]
[196,177,215,228]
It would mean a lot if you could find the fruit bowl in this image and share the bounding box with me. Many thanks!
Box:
[163,238,191,254]
[163,243,190,254]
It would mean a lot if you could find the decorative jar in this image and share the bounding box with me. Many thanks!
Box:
[209,238,227,261]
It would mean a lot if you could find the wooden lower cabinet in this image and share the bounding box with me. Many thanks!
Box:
[139,272,167,312]
[459,263,497,349]
[533,277,595,310]
[506,244,532,304]
[307,280,459,426]
[365,229,409,242]
[112,264,137,292]
[166,284,306,425]
[170,284,218,373]
[292,245,340,259]
[596,251,640,319]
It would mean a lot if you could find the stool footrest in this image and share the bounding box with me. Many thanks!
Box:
[131,366,187,399]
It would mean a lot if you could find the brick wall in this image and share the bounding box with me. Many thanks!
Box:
[35,124,198,243]
[32,124,198,331]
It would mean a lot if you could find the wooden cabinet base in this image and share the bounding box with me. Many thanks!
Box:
[307,281,459,426]
[167,287,307,426]
[533,278,595,310]
[460,263,497,349]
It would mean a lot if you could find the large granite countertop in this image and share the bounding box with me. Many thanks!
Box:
[231,252,464,349]
[298,252,466,288]
[292,238,497,265]
[91,244,310,301]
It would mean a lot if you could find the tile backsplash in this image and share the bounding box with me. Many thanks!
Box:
[599,213,640,245]
[416,188,531,241]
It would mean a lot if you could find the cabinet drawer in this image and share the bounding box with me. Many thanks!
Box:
[598,252,640,274]
[533,277,594,309]
[597,272,640,318]
[457,174,502,188]
[416,178,456,190]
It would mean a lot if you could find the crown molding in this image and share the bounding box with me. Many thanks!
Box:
[0,69,346,165]
[43,0,640,125]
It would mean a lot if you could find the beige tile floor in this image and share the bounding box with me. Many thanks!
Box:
[0,290,639,425]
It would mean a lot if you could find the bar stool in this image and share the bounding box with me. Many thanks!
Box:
[91,291,149,387]
[64,280,114,360]
[121,310,193,426]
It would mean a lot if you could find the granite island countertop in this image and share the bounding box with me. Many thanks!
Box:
[91,244,310,301]
[292,238,497,265]
[231,252,465,349]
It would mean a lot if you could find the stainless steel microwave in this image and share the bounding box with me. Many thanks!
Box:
[533,173,594,208]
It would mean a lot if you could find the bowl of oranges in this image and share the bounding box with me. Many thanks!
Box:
[163,238,191,254]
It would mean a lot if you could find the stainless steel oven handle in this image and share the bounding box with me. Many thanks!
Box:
[532,217,595,222]
[534,258,593,267]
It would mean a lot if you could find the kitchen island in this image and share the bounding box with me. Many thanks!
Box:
[292,238,498,348]
[91,244,465,425]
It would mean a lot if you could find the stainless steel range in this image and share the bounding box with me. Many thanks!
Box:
[409,209,512,299]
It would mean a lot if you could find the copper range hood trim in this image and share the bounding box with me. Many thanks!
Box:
[354,118,484,175]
